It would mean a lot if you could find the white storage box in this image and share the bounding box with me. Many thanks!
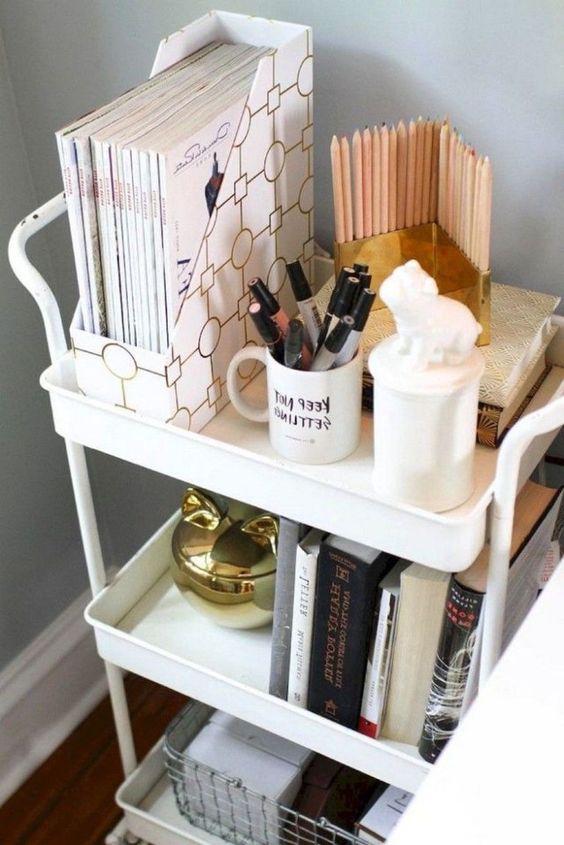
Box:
[71,11,313,433]
[164,701,365,845]
[209,711,315,769]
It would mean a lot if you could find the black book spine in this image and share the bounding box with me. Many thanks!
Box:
[418,576,483,763]
[307,541,394,729]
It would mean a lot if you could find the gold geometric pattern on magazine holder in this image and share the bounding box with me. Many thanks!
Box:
[165,35,314,429]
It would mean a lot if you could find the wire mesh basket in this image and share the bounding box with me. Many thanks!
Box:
[164,701,366,845]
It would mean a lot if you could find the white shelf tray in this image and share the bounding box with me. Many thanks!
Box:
[86,512,431,792]
[116,741,224,845]
[40,351,562,572]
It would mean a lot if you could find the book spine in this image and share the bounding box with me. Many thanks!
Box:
[109,142,131,345]
[91,137,116,340]
[358,589,397,738]
[307,545,384,729]
[59,134,94,333]
[115,143,136,346]
[269,517,305,700]
[101,139,125,342]
[139,150,159,352]
[157,152,175,341]
[418,576,483,763]
[287,543,318,708]
[149,151,168,352]
[123,146,147,348]
[75,137,106,336]
[132,146,156,352]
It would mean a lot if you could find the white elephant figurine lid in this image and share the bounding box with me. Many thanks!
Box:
[369,259,485,394]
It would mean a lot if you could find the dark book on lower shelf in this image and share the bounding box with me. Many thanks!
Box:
[269,517,308,699]
[307,535,397,730]
[419,480,563,763]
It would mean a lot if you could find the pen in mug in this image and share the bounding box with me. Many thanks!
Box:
[311,315,355,371]
[248,277,290,336]
[325,274,359,337]
[284,318,312,370]
[285,260,322,350]
[353,262,369,274]
[316,266,356,352]
[352,271,372,307]
[248,302,285,363]
[335,287,376,365]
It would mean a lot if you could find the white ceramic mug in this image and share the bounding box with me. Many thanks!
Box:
[227,347,362,464]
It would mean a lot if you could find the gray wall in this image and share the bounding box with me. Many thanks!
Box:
[1,1,563,668]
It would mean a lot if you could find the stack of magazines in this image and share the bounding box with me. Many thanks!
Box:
[56,41,271,352]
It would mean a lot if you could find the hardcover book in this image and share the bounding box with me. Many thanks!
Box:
[307,535,396,729]
[315,277,559,444]
[62,12,314,433]
[379,564,449,746]
[418,480,563,763]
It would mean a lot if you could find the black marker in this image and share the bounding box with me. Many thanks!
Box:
[335,288,376,365]
[353,262,369,275]
[248,277,290,336]
[286,260,322,349]
[311,315,355,371]
[284,319,307,369]
[352,271,372,308]
[248,302,285,363]
[316,266,356,352]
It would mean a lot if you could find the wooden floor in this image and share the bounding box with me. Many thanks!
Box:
[0,675,186,845]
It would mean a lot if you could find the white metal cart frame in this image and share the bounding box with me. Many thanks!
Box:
[8,192,564,844]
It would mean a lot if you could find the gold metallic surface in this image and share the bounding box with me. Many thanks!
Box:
[334,223,491,345]
[170,487,278,628]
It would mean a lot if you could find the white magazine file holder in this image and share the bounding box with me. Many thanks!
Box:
[70,11,313,432]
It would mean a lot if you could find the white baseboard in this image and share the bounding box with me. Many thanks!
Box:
[0,586,110,806]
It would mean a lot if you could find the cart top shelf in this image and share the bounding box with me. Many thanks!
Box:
[40,350,564,572]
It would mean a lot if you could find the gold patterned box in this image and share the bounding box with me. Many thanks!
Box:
[333,223,491,345]
[70,12,313,431]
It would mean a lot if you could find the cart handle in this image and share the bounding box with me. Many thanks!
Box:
[8,192,68,365]
[481,393,564,684]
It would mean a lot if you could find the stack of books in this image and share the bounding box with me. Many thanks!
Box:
[269,482,562,757]
[57,41,271,351]
[315,278,560,447]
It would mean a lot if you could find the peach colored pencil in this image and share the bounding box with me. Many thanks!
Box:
[478,156,492,271]
[470,155,483,265]
[388,124,398,232]
[371,126,381,235]
[362,127,372,238]
[352,129,364,240]
[421,118,433,223]
[464,149,476,257]
[405,119,416,227]
[454,135,464,247]
[380,124,389,234]
[414,116,425,225]
[330,135,345,244]
[396,119,408,229]
[340,135,353,243]
[429,119,441,223]
[447,128,457,238]
[438,120,449,228]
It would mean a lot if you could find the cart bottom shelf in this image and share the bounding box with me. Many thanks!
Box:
[117,742,228,845]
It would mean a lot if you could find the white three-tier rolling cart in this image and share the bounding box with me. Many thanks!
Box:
[9,191,564,844]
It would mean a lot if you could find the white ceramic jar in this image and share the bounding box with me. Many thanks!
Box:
[369,338,485,512]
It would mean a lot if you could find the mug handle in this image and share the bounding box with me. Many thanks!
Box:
[226,346,269,423]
